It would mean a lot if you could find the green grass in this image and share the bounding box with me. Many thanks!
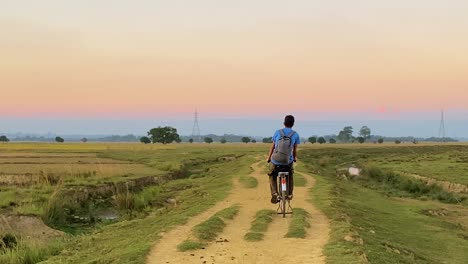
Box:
[0,238,64,264]
[285,208,310,238]
[1,143,260,263]
[360,165,465,204]
[239,175,258,188]
[177,240,205,252]
[0,189,17,209]
[177,205,241,252]
[308,171,363,264]
[41,146,256,264]
[244,209,275,241]
[193,216,226,241]
[4,143,468,263]
[302,145,468,264]
[238,163,258,188]
[345,183,468,263]
[294,172,306,187]
[359,145,468,185]
[243,232,263,241]
[193,205,240,241]
[213,205,241,220]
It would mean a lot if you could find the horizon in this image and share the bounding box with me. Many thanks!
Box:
[1,1,467,136]
[2,115,467,139]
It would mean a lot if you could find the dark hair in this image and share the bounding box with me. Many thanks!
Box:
[284,115,295,128]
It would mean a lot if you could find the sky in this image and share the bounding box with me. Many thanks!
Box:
[1,1,468,136]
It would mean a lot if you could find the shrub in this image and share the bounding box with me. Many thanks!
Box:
[140,136,151,144]
[114,185,135,211]
[42,184,66,227]
[317,137,326,144]
[1,233,17,250]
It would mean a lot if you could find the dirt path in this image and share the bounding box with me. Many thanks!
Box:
[147,161,330,264]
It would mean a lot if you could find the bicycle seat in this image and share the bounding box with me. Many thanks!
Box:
[275,165,291,172]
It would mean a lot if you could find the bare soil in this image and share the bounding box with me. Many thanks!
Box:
[147,161,330,264]
[0,215,64,243]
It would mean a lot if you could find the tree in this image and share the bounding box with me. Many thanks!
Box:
[0,135,10,142]
[241,137,251,144]
[378,138,384,144]
[357,137,365,144]
[262,137,273,143]
[204,137,213,144]
[395,140,401,144]
[220,138,227,144]
[55,136,64,143]
[175,138,182,143]
[337,126,353,142]
[317,137,326,144]
[359,126,371,139]
[329,138,337,144]
[140,136,151,144]
[189,138,194,143]
[147,126,180,144]
[81,137,88,143]
[308,137,317,144]
[251,139,257,143]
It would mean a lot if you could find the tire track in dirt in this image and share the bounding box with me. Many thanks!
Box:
[147,160,330,264]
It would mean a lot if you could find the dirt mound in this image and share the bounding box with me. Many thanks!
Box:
[0,215,64,242]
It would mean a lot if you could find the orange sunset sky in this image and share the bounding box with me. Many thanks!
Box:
[1,1,468,119]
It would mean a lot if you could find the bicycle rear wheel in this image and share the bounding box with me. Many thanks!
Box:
[281,190,287,218]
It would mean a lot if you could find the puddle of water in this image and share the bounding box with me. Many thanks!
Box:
[96,210,119,221]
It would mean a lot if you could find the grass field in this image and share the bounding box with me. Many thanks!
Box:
[303,144,468,264]
[1,142,468,263]
[0,143,266,263]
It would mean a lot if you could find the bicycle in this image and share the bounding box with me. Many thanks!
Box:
[276,171,293,218]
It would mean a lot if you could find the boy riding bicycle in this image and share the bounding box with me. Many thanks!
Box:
[266,115,300,204]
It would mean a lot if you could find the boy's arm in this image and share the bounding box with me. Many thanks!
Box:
[293,133,299,162]
[293,144,298,162]
[267,142,275,162]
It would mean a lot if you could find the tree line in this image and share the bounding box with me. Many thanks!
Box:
[139,125,378,145]
[305,125,458,144]
[139,127,259,144]
[1,125,458,144]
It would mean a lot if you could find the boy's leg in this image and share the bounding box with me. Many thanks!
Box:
[268,163,279,203]
[269,175,278,196]
[288,163,294,198]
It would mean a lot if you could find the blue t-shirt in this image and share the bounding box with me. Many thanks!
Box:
[271,128,300,165]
